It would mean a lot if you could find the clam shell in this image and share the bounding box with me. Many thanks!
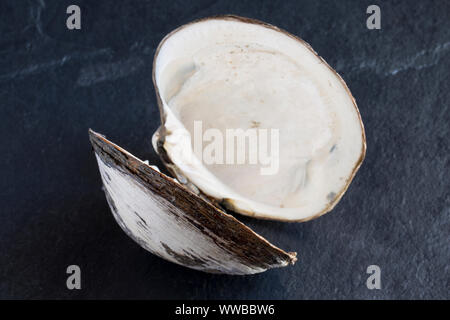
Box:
[89,129,296,274]
[151,15,366,221]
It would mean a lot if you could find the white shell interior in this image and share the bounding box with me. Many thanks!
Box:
[154,18,365,221]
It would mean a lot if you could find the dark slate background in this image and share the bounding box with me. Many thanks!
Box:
[1,0,449,299]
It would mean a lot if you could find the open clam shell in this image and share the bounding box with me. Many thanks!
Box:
[89,15,366,273]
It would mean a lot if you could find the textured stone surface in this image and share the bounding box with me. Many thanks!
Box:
[0,0,448,299]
